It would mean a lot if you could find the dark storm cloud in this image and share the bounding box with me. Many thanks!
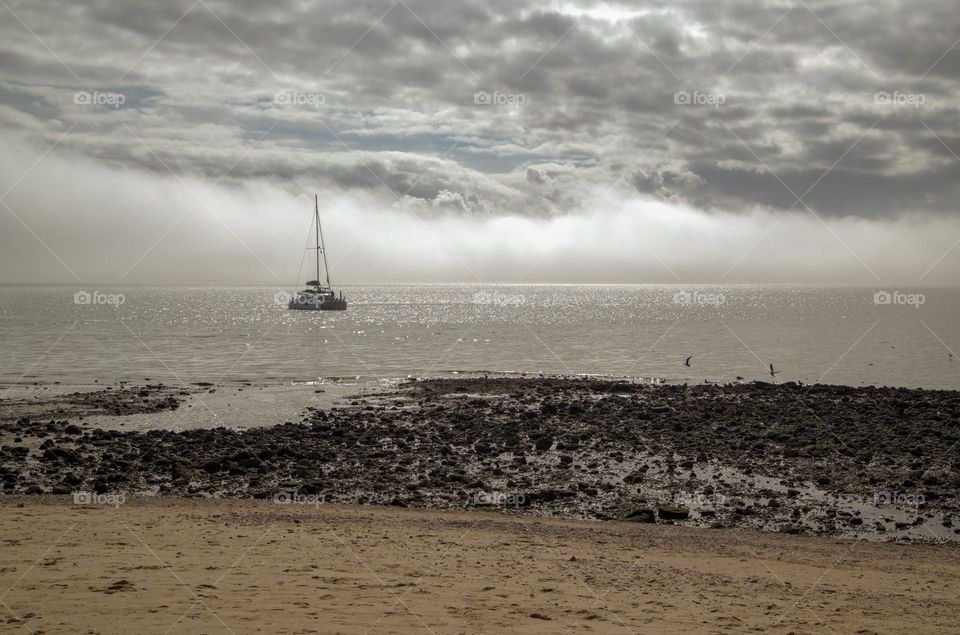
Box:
[1,0,959,219]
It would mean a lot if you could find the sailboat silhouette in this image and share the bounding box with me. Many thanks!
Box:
[288,194,347,311]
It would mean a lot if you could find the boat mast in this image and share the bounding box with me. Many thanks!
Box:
[316,194,332,288]
[314,194,322,290]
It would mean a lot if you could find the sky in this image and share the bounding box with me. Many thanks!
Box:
[1,0,959,284]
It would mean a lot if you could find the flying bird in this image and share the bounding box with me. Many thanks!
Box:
[769,363,781,378]
[684,356,693,367]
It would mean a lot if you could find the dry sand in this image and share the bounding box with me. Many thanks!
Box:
[1,497,958,634]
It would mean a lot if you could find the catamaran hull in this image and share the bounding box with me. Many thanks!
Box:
[288,299,347,311]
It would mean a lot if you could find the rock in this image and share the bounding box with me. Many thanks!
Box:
[232,449,255,462]
[64,424,83,435]
[657,505,690,520]
[534,436,553,452]
[623,509,655,523]
[528,489,574,503]
[42,447,80,464]
[171,462,193,481]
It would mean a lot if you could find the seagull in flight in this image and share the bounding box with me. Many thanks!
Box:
[684,356,693,367]
[769,363,781,378]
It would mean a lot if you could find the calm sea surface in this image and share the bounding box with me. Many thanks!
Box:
[1,284,958,390]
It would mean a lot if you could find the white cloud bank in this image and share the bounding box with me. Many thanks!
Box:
[1,140,958,285]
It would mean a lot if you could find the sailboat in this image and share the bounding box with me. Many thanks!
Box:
[288,194,347,311]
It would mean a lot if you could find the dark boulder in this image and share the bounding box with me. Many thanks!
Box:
[534,436,553,452]
[657,505,690,520]
[623,509,655,523]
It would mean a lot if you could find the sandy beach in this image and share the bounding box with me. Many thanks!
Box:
[2,496,959,634]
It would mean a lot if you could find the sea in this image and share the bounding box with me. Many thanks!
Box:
[0,284,957,391]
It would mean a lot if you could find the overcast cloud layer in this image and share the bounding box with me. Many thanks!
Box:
[1,0,959,283]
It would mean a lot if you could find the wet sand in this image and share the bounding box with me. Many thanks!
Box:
[0,380,390,432]
[1,497,958,634]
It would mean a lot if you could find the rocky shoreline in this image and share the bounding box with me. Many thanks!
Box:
[1,377,958,542]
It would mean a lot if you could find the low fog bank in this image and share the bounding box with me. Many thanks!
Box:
[1,141,957,286]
